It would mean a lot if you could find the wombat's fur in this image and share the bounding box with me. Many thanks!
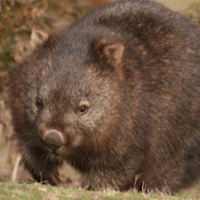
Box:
[10,0,200,194]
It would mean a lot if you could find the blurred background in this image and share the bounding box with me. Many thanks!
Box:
[1,0,200,185]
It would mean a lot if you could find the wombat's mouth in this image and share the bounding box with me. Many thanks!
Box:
[41,139,72,158]
[39,129,72,158]
[39,137,59,154]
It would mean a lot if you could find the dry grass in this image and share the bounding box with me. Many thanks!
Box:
[1,181,198,200]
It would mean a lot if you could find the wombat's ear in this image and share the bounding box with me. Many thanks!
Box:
[31,29,49,48]
[93,39,124,67]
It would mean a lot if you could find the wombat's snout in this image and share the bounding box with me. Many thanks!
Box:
[43,130,64,151]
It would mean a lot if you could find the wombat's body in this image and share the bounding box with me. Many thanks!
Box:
[10,0,200,193]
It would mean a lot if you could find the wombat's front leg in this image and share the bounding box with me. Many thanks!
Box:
[21,144,63,185]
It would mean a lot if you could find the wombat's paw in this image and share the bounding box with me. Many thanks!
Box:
[39,173,61,186]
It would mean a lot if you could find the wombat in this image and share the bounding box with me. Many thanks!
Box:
[10,0,200,194]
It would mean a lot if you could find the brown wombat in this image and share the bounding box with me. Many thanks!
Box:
[10,0,200,194]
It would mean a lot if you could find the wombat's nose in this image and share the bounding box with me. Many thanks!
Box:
[43,130,64,151]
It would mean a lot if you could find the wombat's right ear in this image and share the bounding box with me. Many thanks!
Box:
[92,38,124,68]
[31,29,49,48]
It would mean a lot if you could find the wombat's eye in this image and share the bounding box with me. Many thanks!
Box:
[78,105,89,115]
[35,97,43,110]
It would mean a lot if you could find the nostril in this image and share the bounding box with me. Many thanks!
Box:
[43,130,64,151]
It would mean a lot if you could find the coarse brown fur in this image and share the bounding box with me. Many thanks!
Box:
[10,0,200,194]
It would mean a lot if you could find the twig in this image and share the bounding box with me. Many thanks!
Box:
[12,154,22,182]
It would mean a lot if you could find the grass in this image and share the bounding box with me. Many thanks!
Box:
[1,182,200,200]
